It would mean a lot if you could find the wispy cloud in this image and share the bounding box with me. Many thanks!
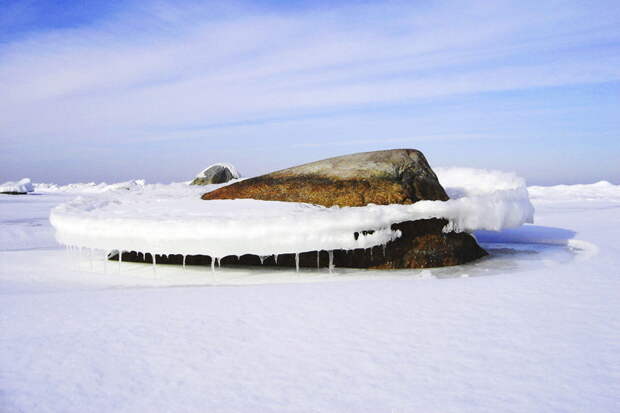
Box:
[1,0,619,146]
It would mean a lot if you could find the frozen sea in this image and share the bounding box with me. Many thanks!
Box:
[1,179,619,412]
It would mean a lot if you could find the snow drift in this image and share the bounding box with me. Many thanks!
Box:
[34,179,146,193]
[528,180,620,201]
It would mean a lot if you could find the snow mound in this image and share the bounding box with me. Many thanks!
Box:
[49,168,534,260]
[528,180,620,201]
[34,179,146,193]
[435,167,527,197]
[196,163,240,179]
[0,178,34,194]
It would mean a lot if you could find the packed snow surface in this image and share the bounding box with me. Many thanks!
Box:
[0,178,33,193]
[49,168,534,259]
[1,177,619,412]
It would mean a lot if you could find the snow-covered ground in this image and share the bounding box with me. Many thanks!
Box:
[1,177,619,412]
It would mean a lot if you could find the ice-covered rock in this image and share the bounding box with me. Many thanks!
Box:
[0,178,34,194]
[49,164,534,271]
[191,163,240,185]
[202,149,488,268]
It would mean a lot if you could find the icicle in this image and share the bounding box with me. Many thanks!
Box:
[217,257,221,268]
[152,253,157,275]
[259,256,266,265]
[274,254,278,264]
[382,244,386,257]
[182,255,186,270]
[211,257,216,273]
[118,250,122,273]
[295,253,300,273]
[317,250,320,269]
[328,250,334,274]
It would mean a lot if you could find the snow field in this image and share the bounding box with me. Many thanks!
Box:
[0,178,619,412]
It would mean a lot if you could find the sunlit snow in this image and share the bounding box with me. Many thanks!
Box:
[1,175,619,412]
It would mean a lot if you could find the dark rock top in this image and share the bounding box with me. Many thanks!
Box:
[191,163,240,185]
[203,149,448,206]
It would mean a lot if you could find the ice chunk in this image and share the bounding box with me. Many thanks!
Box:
[0,178,34,194]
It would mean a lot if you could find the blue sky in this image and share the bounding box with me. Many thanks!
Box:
[1,0,619,185]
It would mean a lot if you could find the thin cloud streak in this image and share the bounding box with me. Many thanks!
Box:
[1,0,619,146]
[291,134,494,148]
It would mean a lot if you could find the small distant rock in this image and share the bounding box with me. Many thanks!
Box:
[191,163,240,185]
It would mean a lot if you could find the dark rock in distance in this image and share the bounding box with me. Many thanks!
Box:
[191,163,239,185]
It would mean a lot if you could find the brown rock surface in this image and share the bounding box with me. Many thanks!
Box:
[202,149,449,205]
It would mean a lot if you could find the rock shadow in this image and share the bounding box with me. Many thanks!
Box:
[475,225,576,246]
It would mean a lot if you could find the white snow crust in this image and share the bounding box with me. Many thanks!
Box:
[49,168,534,259]
[195,162,240,179]
[528,180,620,201]
[0,178,34,193]
[34,179,146,193]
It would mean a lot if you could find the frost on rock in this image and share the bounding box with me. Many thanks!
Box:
[49,168,534,266]
[0,178,34,194]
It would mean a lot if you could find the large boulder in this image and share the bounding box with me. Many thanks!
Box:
[203,149,448,205]
[202,149,487,269]
[191,163,240,185]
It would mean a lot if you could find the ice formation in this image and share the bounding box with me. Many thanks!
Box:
[49,168,534,266]
[0,178,34,193]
